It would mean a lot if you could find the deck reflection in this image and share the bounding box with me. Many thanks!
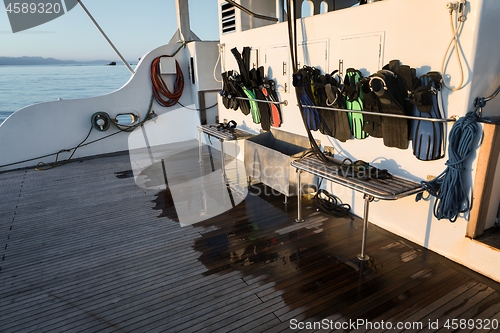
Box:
[132,140,248,226]
[189,185,414,323]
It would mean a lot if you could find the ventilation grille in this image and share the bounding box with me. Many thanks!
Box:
[221,2,236,34]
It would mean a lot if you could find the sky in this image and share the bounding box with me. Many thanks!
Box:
[0,0,220,61]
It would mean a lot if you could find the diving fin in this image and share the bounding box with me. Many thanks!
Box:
[258,67,282,128]
[397,65,417,116]
[410,71,445,161]
[250,67,270,130]
[344,68,367,139]
[324,79,351,142]
[315,74,337,137]
[293,67,321,131]
[360,76,383,138]
[262,83,282,127]
[370,70,409,149]
[242,86,261,124]
[311,70,351,141]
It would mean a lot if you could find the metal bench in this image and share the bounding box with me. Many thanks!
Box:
[291,155,424,261]
[197,124,254,182]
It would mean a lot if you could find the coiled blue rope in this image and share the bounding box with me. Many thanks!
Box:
[416,111,480,222]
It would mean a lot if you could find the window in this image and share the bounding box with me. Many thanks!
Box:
[320,1,328,14]
[301,0,314,17]
[221,2,236,34]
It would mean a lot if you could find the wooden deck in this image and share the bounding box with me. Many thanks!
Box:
[1,141,500,332]
[476,226,500,250]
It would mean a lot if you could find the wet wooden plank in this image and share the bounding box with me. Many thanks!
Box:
[437,292,500,333]
[1,146,500,333]
[347,268,469,333]
[475,227,500,249]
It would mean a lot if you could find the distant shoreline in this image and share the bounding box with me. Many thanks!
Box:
[0,56,135,66]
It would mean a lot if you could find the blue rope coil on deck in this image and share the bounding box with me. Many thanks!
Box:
[416,111,480,222]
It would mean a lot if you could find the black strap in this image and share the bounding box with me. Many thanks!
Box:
[409,71,442,113]
[343,68,362,102]
[250,67,270,131]
[231,47,251,87]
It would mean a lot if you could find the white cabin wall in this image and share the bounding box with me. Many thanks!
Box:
[185,41,222,125]
[217,0,500,281]
[469,1,500,118]
[239,0,277,31]
[218,0,476,181]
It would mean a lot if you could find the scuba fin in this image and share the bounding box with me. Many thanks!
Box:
[231,46,260,124]
[370,69,409,149]
[231,47,251,87]
[293,66,321,131]
[314,73,337,137]
[220,71,251,115]
[261,76,282,127]
[257,66,282,128]
[231,47,261,123]
[250,67,270,130]
[360,76,383,138]
[324,72,351,142]
[221,71,236,110]
[344,68,367,139]
[242,86,261,124]
[383,60,418,140]
[410,71,445,161]
[396,64,418,117]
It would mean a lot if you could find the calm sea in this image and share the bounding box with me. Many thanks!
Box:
[0,64,135,124]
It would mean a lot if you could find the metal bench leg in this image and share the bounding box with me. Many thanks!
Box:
[295,169,304,223]
[198,129,202,163]
[358,194,372,261]
[220,139,227,184]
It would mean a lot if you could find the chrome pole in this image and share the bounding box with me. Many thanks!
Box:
[301,104,458,123]
[77,1,135,74]
[358,194,372,261]
[234,96,288,106]
[295,169,304,223]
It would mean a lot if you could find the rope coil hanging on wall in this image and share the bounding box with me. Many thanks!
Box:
[151,57,184,107]
[416,111,480,222]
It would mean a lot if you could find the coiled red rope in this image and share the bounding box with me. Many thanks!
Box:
[151,57,184,107]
